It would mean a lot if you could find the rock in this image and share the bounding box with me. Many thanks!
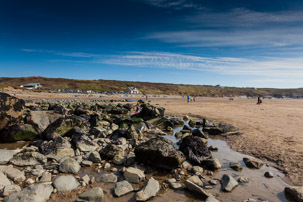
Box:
[0,171,11,190]
[134,137,185,170]
[169,182,183,190]
[221,174,238,192]
[4,183,53,202]
[81,175,90,185]
[192,166,204,174]
[76,187,104,202]
[114,180,134,197]
[184,180,210,199]
[136,104,164,121]
[264,171,274,178]
[179,136,212,166]
[182,161,192,169]
[39,172,51,182]
[238,177,249,183]
[88,151,102,163]
[183,115,189,121]
[100,144,124,160]
[203,158,221,170]
[59,158,80,174]
[95,173,117,183]
[208,145,218,151]
[104,163,111,169]
[72,136,97,152]
[243,157,263,169]
[284,186,303,202]
[192,129,208,139]
[52,175,80,192]
[10,151,47,166]
[113,154,126,165]
[3,185,21,196]
[47,147,75,161]
[230,162,243,171]
[42,117,82,140]
[0,150,17,165]
[206,195,220,202]
[124,167,145,184]
[81,160,92,167]
[29,111,62,131]
[2,124,40,142]
[0,165,25,183]
[136,178,160,201]
[25,178,35,186]
[0,93,25,132]
[187,175,203,186]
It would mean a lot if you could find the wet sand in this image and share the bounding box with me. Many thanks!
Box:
[152,98,303,186]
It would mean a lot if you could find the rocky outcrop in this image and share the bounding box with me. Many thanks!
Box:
[0,93,25,131]
[136,104,165,120]
[179,135,212,166]
[284,186,303,202]
[134,137,185,170]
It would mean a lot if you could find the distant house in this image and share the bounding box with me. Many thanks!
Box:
[21,83,41,89]
[125,87,140,94]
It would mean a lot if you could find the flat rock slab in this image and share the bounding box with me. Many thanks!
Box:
[0,171,11,189]
[114,180,134,197]
[76,187,104,202]
[0,149,18,165]
[184,180,209,199]
[10,152,47,166]
[95,173,117,183]
[0,165,25,183]
[136,178,160,201]
[4,183,53,202]
[53,175,80,192]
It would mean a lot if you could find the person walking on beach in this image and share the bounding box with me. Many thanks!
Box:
[257,96,262,104]
[187,95,190,104]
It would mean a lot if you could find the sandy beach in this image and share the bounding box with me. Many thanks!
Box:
[151,98,303,186]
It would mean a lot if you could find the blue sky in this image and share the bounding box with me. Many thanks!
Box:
[1,0,303,88]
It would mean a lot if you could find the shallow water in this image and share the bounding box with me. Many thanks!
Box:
[163,121,290,202]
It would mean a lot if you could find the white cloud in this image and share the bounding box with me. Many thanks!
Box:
[20,49,102,58]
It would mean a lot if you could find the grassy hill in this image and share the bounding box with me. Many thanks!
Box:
[1,76,303,98]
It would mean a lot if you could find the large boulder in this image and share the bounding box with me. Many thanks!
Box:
[136,104,165,121]
[284,186,303,202]
[1,124,40,142]
[41,117,84,140]
[28,111,62,131]
[0,165,26,183]
[4,183,53,202]
[179,135,212,166]
[0,93,25,131]
[134,137,185,170]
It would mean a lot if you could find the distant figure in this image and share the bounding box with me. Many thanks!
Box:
[257,96,262,104]
[135,104,140,113]
[146,95,148,101]
[190,96,193,102]
[193,96,196,102]
[187,95,190,104]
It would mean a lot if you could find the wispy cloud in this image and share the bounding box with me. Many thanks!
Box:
[141,0,204,10]
[146,9,303,49]
[20,49,103,58]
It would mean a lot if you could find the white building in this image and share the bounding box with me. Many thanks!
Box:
[125,87,140,94]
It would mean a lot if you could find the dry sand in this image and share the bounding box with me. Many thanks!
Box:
[152,98,303,186]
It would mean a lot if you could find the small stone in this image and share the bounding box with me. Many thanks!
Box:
[169,182,183,190]
[230,162,243,171]
[104,163,111,169]
[192,166,203,174]
[39,172,52,182]
[209,179,218,185]
[238,177,249,183]
[88,151,102,163]
[82,175,90,184]
[187,175,203,187]
[53,175,80,192]
[25,178,35,186]
[264,171,274,178]
[208,146,218,151]
[59,158,80,174]
[184,180,210,198]
[243,157,263,169]
[81,160,93,167]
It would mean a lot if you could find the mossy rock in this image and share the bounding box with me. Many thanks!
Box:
[3,124,40,142]
[131,117,144,123]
